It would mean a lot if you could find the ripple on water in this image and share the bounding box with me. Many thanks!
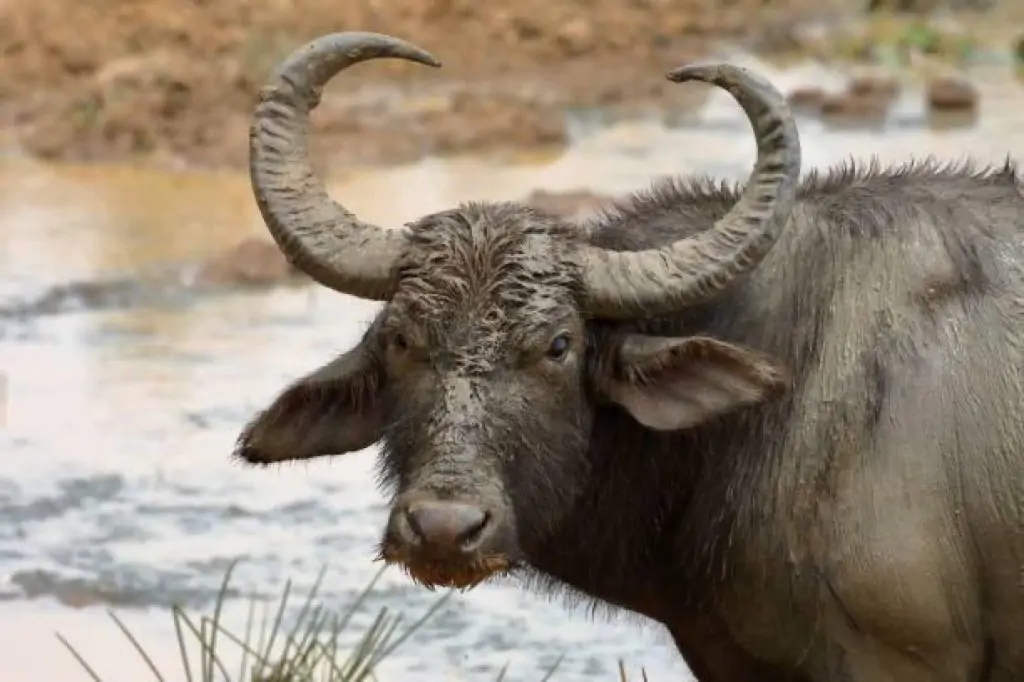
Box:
[3,56,1024,682]
[0,288,692,680]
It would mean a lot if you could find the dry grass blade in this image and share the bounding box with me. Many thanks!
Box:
[375,588,454,662]
[237,595,256,682]
[105,609,167,681]
[538,652,565,682]
[172,602,196,682]
[276,604,325,677]
[55,560,600,681]
[338,605,390,680]
[173,604,234,680]
[259,576,293,676]
[55,633,103,682]
[334,565,386,638]
[617,659,651,682]
[272,564,328,679]
[203,618,276,672]
[205,559,238,682]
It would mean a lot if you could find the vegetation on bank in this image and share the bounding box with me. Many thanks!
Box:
[56,561,650,681]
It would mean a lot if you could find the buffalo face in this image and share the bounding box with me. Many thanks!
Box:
[235,207,787,588]
[236,31,798,588]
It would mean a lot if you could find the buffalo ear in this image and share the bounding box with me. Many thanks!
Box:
[603,334,788,431]
[234,342,386,465]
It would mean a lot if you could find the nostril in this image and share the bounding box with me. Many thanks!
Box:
[459,510,490,546]
[403,506,427,545]
[403,502,492,551]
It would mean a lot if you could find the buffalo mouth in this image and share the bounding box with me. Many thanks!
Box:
[376,544,514,590]
[377,496,519,590]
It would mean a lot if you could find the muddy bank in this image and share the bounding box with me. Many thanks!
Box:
[0,238,305,320]
[3,0,1021,171]
[0,189,613,319]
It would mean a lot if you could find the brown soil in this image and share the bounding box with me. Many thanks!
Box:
[0,0,1013,171]
[0,0,853,170]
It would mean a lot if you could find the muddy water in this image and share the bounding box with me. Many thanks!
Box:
[3,57,1024,682]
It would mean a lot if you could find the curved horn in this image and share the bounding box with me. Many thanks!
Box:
[249,32,441,300]
[579,64,801,319]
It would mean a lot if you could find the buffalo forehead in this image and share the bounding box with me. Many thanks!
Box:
[394,206,580,358]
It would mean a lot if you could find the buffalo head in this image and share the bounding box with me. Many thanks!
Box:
[235,32,798,589]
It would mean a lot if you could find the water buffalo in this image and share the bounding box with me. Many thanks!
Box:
[234,32,1024,682]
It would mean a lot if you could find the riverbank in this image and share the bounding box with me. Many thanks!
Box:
[3,0,1021,172]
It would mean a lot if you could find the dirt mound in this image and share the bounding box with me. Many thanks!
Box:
[0,0,1008,170]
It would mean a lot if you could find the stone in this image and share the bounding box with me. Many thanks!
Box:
[926,75,978,113]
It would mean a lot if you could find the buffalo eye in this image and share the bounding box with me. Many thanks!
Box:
[546,333,572,362]
[392,333,409,352]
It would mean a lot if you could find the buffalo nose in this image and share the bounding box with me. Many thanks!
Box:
[404,501,490,551]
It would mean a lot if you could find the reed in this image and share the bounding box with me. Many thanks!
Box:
[54,561,644,681]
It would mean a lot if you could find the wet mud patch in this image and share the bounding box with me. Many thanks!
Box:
[4,568,246,609]
[0,238,308,320]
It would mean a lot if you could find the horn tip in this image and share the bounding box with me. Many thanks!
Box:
[666,63,725,84]
[405,48,441,69]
